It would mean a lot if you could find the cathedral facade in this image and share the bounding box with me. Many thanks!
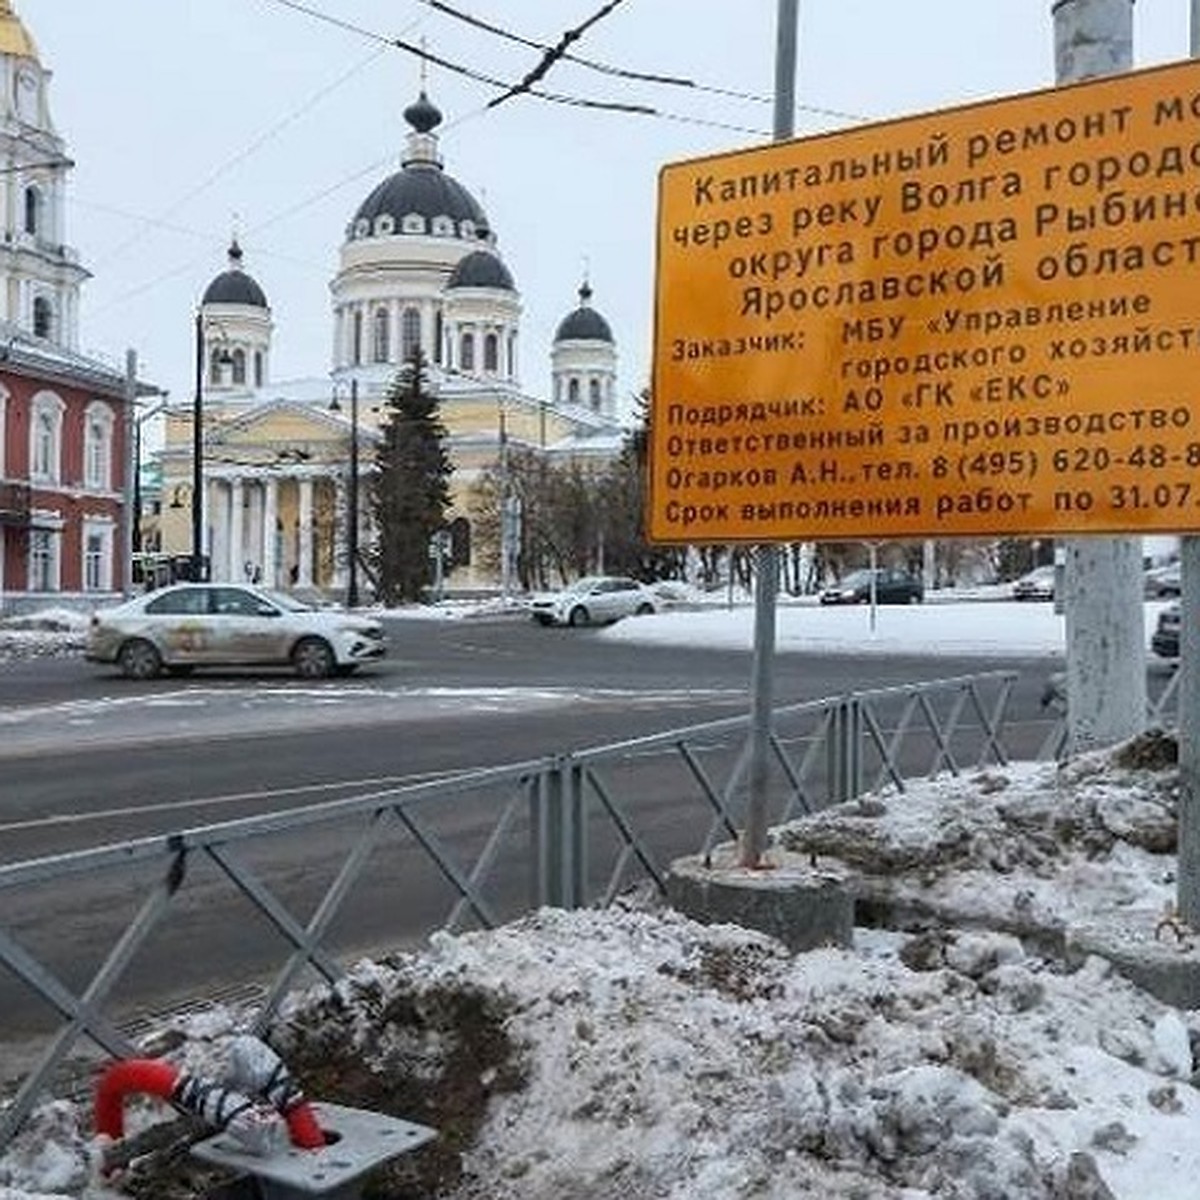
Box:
[154,90,624,596]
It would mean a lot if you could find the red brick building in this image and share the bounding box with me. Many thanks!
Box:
[0,336,143,611]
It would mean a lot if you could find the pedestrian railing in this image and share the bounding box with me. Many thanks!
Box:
[0,671,1019,1149]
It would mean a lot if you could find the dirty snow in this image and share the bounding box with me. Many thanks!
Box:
[3,737,1199,1199]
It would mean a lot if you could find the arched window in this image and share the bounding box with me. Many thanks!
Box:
[507,333,517,377]
[589,379,601,410]
[32,296,52,339]
[402,308,421,361]
[29,392,64,483]
[23,185,39,236]
[84,403,113,490]
[449,516,471,567]
[352,311,363,365]
[568,378,580,404]
[209,348,225,385]
[373,307,390,363]
[254,350,264,387]
[484,332,498,372]
[231,348,246,384]
[460,332,475,371]
[434,311,444,364]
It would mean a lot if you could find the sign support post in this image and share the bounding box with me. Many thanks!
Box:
[1053,1,1147,754]
[1179,3,1200,925]
[742,0,799,869]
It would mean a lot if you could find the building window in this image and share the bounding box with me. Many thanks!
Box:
[28,528,59,592]
[23,185,39,235]
[507,333,516,378]
[554,377,562,404]
[254,350,264,387]
[352,311,363,366]
[568,378,580,405]
[373,307,390,363]
[84,403,113,490]
[460,332,475,371]
[402,308,421,361]
[209,349,225,385]
[434,311,443,364]
[83,527,111,591]
[32,295,52,339]
[0,389,7,478]
[589,379,602,411]
[231,348,246,385]
[29,394,63,483]
[484,332,498,372]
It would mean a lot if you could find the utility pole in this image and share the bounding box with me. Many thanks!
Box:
[121,349,137,597]
[740,0,797,868]
[1178,2,1200,924]
[1053,0,1146,754]
[347,377,360,608]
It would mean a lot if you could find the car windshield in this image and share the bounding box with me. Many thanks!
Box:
[1023,567,1054,581]
[837,570,876,587]
[564,576,605,593]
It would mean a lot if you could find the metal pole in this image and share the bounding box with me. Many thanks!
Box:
[499,404,511,604]
[347,378,360,608]
[121,349,137,597]
[1053,0,1145,755]
[191,311,204,582]
[1179,3,1200,924]
[740,0,798,868]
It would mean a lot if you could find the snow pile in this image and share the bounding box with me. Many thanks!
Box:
[0,609,88,660]
[3,739,1199,1199]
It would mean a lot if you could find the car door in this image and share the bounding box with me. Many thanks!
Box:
[208,587,288,664]
[142,586,212,664]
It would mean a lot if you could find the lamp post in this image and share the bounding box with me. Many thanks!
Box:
[329,378,360,607]
[191,311,204,581]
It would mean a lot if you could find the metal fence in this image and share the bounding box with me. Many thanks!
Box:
[0,671,1022,1148]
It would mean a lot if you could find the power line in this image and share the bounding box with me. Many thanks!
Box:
[486,0,633,110]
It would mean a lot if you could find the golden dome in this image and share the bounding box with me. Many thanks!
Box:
[0,3,39,63]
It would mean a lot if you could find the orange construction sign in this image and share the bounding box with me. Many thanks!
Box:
[650,58,1200,544]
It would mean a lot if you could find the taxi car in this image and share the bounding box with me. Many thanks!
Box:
[86,583,386,679]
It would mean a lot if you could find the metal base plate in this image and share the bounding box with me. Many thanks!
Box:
[191,1101,435,1196]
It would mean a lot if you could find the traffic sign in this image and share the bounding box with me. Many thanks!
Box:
[650,58,1200,543]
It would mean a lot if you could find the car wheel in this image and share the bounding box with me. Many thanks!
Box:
[568,605,589,627]
[635,603,654,616]
[165,665,195,677]
[118,639,162,680]
[292,637,336,679]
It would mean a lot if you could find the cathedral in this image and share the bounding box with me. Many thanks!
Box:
[154,89,626,595]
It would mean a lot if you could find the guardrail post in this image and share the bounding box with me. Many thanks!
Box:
[826,698,863,806]
[530,756,587,909]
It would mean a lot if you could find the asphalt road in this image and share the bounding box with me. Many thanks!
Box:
[0,610,1067,1052]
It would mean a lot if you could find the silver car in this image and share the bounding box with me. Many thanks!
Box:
[86,584,386,679]
[529,576,658,627]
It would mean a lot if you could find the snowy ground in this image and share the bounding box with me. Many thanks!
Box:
[1,595,1193,1199]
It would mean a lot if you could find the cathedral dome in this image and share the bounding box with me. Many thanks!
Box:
[202,240,268,308]
[0,2,38,62]
[447,249,514,291]
[554,283,613,343]
[350,90,489,240]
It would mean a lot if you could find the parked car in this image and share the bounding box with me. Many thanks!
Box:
[86,583,386,679]
[529,576,658,627]
[1144,562,1182,598]
[1011,565,1056,602]
[1152,603,1182,659]
[819,568,923,606]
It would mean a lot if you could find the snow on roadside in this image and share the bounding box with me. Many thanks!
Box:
[2,740,1198,1199]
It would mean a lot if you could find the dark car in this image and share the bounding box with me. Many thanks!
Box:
[1152,603,1181,659]
[819,568,924,606]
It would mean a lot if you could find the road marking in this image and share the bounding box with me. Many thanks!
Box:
[0,769,459,835]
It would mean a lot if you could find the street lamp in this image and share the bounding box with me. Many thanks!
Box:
[329,378,360,607]
[191,312,232,582]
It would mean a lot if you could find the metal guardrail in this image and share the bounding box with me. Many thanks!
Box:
[0,671,1018,1149]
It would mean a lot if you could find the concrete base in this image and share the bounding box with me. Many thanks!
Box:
[667,848,854,952]
[1067,912,1200,1009]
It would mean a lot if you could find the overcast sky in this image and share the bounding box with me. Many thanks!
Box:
[16,0,1195,412]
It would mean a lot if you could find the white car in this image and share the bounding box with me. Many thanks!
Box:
[529,576,658,627]
[86,583,386,679]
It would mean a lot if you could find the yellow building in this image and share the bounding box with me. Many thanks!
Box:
[156,91,622,595]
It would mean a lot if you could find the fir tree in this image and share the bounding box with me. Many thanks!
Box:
[370,347,452,604]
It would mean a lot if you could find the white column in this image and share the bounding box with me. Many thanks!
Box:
[230,476,245,582]
[209,478,227,583]
[262,475,279,589]
[298,476,314,587]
